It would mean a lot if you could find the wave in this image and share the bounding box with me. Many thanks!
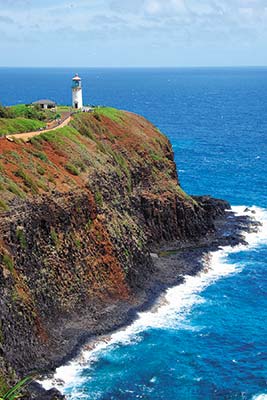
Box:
[41,205,267,395]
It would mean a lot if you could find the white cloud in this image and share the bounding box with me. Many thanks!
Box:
[145,0,162,15]
[1,0,267,66]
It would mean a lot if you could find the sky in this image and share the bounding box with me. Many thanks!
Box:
[0,0,267,67]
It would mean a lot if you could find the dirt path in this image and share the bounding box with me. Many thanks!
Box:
[6,114,72,143]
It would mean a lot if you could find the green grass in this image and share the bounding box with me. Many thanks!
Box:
[65,163,80,176]
[32,151,48,162]
[0,199,9,211]
[7,182,25,199]
[16,228,27,250]
[8,104,57,122]
[0,375,8,398]
[56,105,72,113]
[14,169,39,194]
[8,104,41,119]
[149,150,163,162]
[2,254,14,272]
[85,218,93,230]
[94,107,124,123]
[36,164,45,175]
[95,191,103,207]
[36,126,80,145]
[50,228,59,247]
[176,186,198,205]
[0,375,33,400]
[0,117,45,136]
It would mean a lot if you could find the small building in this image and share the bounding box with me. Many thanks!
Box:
[72,74,83,109]
[32,99,56,109]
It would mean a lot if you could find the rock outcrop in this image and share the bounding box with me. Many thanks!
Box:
[0,108,229,397]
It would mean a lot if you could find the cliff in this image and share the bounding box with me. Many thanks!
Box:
[0,108,228,397]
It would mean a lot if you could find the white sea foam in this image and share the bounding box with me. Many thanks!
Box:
[41,205,267,394]
[252,395,267,400]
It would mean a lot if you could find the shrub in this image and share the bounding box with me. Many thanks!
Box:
[0,374,8,397]
[15,169,38,193]
[2,254,14,272]
[33,151,48,162]
[0,117,45,137]
[74,160,86,172]
[36,164,45,175]
[65,163,79,176]
[0,199,8,211]
[0,104,14,118]
[149,150,163,162]
[94,113,101,121]
[7,182,25,199]
[85,218,93,230]
[74,238,82,249]
[0,375,33,399]
[50,228,59,247]
[7,151,21,162]
[8,104,47,121]
[16,228,27,250]
[95,191,103,207]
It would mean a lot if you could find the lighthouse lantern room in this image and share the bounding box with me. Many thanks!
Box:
[72,73,83,109]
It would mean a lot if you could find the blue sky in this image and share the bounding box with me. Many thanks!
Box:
[0,0,266,67]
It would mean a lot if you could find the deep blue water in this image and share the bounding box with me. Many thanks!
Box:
[1,68,267,399]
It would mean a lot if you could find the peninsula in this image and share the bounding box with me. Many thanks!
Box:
[0,104,255,399]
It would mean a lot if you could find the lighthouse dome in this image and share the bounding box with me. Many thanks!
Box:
[72,73,81,81]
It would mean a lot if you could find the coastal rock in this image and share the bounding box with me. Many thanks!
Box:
[0,109,235,396]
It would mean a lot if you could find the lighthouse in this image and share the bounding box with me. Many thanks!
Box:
[72,73,83,109]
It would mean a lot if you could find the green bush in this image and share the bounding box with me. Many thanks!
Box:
[65,163,79,176]
[85,218,93,230]
[0,375,33,399]
[0,104,14,118]
[8,104,47,121]
[36,164,45,175]
[50,228,59,247]
[0,117,45,137]
[95,191,103,207]
[0,199,8,211]
[7,182,25,199]
[32,151,48,162]
[15,169,38,193]
[16,228,27,250]
[2,254,14,272]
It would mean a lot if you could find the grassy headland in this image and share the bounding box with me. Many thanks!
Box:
[0,104,64,137]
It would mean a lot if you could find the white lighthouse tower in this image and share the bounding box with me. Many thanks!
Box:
[72,73,83,109]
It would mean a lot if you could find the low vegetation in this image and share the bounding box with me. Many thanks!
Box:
[94,107,125,123]
[0,107,195,209]
[0,199,9,211]
[0,376,33,399]
[0,118,45,137]
[65,162,80,176]
[1,103,58,121]
[2,254,14,272]
[0,103,72,137]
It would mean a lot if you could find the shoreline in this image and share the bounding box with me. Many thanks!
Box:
[34,205,261,399]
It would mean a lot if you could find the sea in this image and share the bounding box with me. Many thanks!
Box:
[1,67,267,400]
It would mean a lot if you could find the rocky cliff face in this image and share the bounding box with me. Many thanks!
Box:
[0,108,228,395]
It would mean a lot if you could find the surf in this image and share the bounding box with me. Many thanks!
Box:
[41,206,267,398]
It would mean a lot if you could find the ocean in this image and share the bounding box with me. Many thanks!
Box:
[1,67,267,399]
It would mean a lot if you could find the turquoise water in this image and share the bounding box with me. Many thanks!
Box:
[1,68,267,399]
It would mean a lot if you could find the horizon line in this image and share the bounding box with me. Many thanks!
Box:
[0,65,267,69]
